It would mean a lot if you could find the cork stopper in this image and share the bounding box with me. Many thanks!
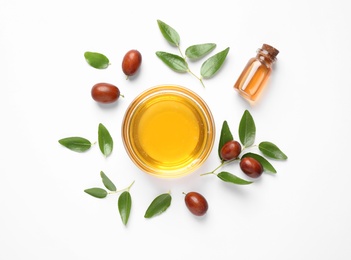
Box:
[262,44,279,59]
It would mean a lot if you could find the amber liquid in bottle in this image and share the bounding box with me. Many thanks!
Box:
[234,44,279,102]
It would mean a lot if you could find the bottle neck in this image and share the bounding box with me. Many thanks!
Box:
[256,48,276,68]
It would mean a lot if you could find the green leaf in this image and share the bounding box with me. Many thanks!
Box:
[217,171,253,185]
[58,137,92,152]
[239,110,256,147]
[118,191,132,225]
[84,51,110,69]
[200,47,229,78]
[100,171,116,191]
[218,121,234,159]
[156,51,188,73]
[259,142,288,160]
[185,43,216,59]
[144,193,172,219]
[241,152,277,173]
[84,188,108,198]
[98,123,113,157]
[157,20,180,46]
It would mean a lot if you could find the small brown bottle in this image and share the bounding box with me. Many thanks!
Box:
[234,44,279,102]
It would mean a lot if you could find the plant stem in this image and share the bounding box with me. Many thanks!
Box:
[200,158,240,176]
[188,70,206,88]
[177,45,185,59]
[108,180,135,194]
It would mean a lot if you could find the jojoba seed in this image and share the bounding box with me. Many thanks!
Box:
[184,192,208,216]
[91,83,120,104]
[220,140,242,160]
[122,49,142,77]
[240,157,263,178]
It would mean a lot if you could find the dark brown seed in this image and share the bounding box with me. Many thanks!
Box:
[91,83,120,104]
[184,192,208,216]
[240,157,263,178]
[220,140,242,160]
[122,49,142,77]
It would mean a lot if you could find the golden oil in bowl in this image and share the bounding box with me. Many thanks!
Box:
[122,85,215,178]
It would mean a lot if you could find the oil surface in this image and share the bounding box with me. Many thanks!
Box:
[129,93,207,173]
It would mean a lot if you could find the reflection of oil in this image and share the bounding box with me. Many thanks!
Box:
[234,44,279,102]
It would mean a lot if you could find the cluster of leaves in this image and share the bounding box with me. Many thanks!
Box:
[58,123,113,157]
[59,124,173,222]
[156,20,229,88]
[85,172,173,222]
[85,171,134,225]
[202,110,288,184]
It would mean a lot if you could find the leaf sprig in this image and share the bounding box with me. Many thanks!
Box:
[156,19,229,88]
[202,110,288,184]
[84,171,135,226]
[58,123,113,157]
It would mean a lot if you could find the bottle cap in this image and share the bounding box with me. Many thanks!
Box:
[262,44,279,59]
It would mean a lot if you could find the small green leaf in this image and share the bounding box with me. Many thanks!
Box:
[185,43,216,59]
[58,137,92,152]
[84,51,110,69]
[98,123,113,157]
[241,153,277,173]
[144,193,172,219]
[218,121,234,159]
[100,171,116,191]
[84,188,108,198]
[156,51,188,72]
[200,47,229,78]
[239,110,256,147]
[259,142,288,160]
[157,20,180,46]
[217,171,253,185]
[118,191,132,225]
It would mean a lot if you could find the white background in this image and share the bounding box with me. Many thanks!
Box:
[1,0,350,259]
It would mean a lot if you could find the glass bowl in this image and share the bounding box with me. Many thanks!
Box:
[121,85,215,178]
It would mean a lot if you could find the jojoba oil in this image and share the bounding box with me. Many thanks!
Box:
[122,85,215,178]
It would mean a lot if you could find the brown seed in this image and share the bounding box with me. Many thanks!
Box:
[122,49,142,77]
[240,157,263,178]
[184,192,208,216]
[220,140,242,160]
[91,83,120,104]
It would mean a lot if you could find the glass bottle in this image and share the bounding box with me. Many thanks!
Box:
[234,44,279,102]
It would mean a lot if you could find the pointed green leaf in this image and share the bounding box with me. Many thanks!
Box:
[218,121,234,159]
[98,123,113,157]
[156,51,188,72]
[200,47,229,78]
[185,43,216,59]
[239,110,256,147]
[144,193,172,219]
[217,171,253,185]
[118,191,132,225]
[241,152,277,173]
[58,137,92,152]
[100,171,116,191]
[157,20,180,46]
[84,188,108,198]
[259,142,288,160]
[84,51,110,69]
